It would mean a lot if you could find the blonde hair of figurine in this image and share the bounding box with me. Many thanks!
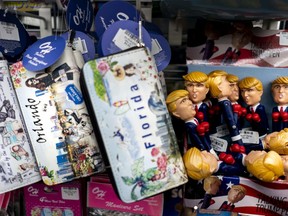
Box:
[166,89,189,113]
[227,74,239,83]
[203,176,221,194]
[238,77,263,91]
[207,70,228,98]
[230,185,246,195]
[267,128,288,155]
[245,150,284,182]
[183,71,209,88]
[271,77,288,91]
[183,147,218,180]
[272,76,288,85]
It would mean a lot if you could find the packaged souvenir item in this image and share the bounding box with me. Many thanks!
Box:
[185,64,288,133]
[181,64,288,183]
[162,186,184,216]
[87,174,164,215]
[9,46,105,185]
[82,46,188,203]
[0,60,41,194]
[184,175,288,216]
[24,180,83,216]
[160,0,288,20]
[186,22,288,68]
[0,192,10,211]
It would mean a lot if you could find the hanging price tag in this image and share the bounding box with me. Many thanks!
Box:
[22,35,66,72]
[66,0,93,33]
[149,32,171,72]
[279,31,288,46]
[101,20,152,56]
[60,30,95,62]
[94,1,141,39]
[0,9,29,58]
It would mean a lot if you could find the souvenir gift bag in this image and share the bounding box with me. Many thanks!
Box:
[82,47,188,203]
[24,180,83,216]
[0,60,41,194]
[9,46,105,185]
[0,192,10,214]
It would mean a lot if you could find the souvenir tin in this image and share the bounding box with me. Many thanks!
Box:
[81,47,188,203]
[9,46,105,185]
[0,60,41,193]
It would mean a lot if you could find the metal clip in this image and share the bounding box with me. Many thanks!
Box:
[67,29,76,49]
[137,20,145,47]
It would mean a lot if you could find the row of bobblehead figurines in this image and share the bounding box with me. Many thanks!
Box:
[165,70,288,183]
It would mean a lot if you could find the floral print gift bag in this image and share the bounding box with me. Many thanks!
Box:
[82,47,188,203]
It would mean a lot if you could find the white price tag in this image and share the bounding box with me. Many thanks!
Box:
[0,21,20,41]
[279,32,288,46]
[215,124,229,137]
[151,38,162,55]
[113,28,139,50]
[210,135,228,152]
[240,130,259,144]
[73,37,88,54]
[61,187,79,200]
[241,127,252,131]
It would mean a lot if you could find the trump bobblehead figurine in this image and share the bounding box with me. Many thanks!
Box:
[207,70,245,154]
[166,89,216,156]
[218,185,246,211]
[271,77,288,132]
[200,176,222,209]
[238,77,269,138]
[227,73,246,130]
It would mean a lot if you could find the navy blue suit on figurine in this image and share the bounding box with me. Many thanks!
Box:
[195,102,210,123]
[200,193,214,209]
[231,103,246,131]
[271,77,288,132]
[227,73,245,131]
[218,99,244,148]
[195,102,212,147]
[216,153,247,176]
[185,119,211,152]
[208,103,222,134]
[272,106,288,132]
[246,104,269,138]
[218,201,235,211]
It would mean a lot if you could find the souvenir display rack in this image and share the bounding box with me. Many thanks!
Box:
[1,0,288,215]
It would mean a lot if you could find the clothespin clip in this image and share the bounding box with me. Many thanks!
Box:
[3,8,8,17]
[67,29,76,49]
